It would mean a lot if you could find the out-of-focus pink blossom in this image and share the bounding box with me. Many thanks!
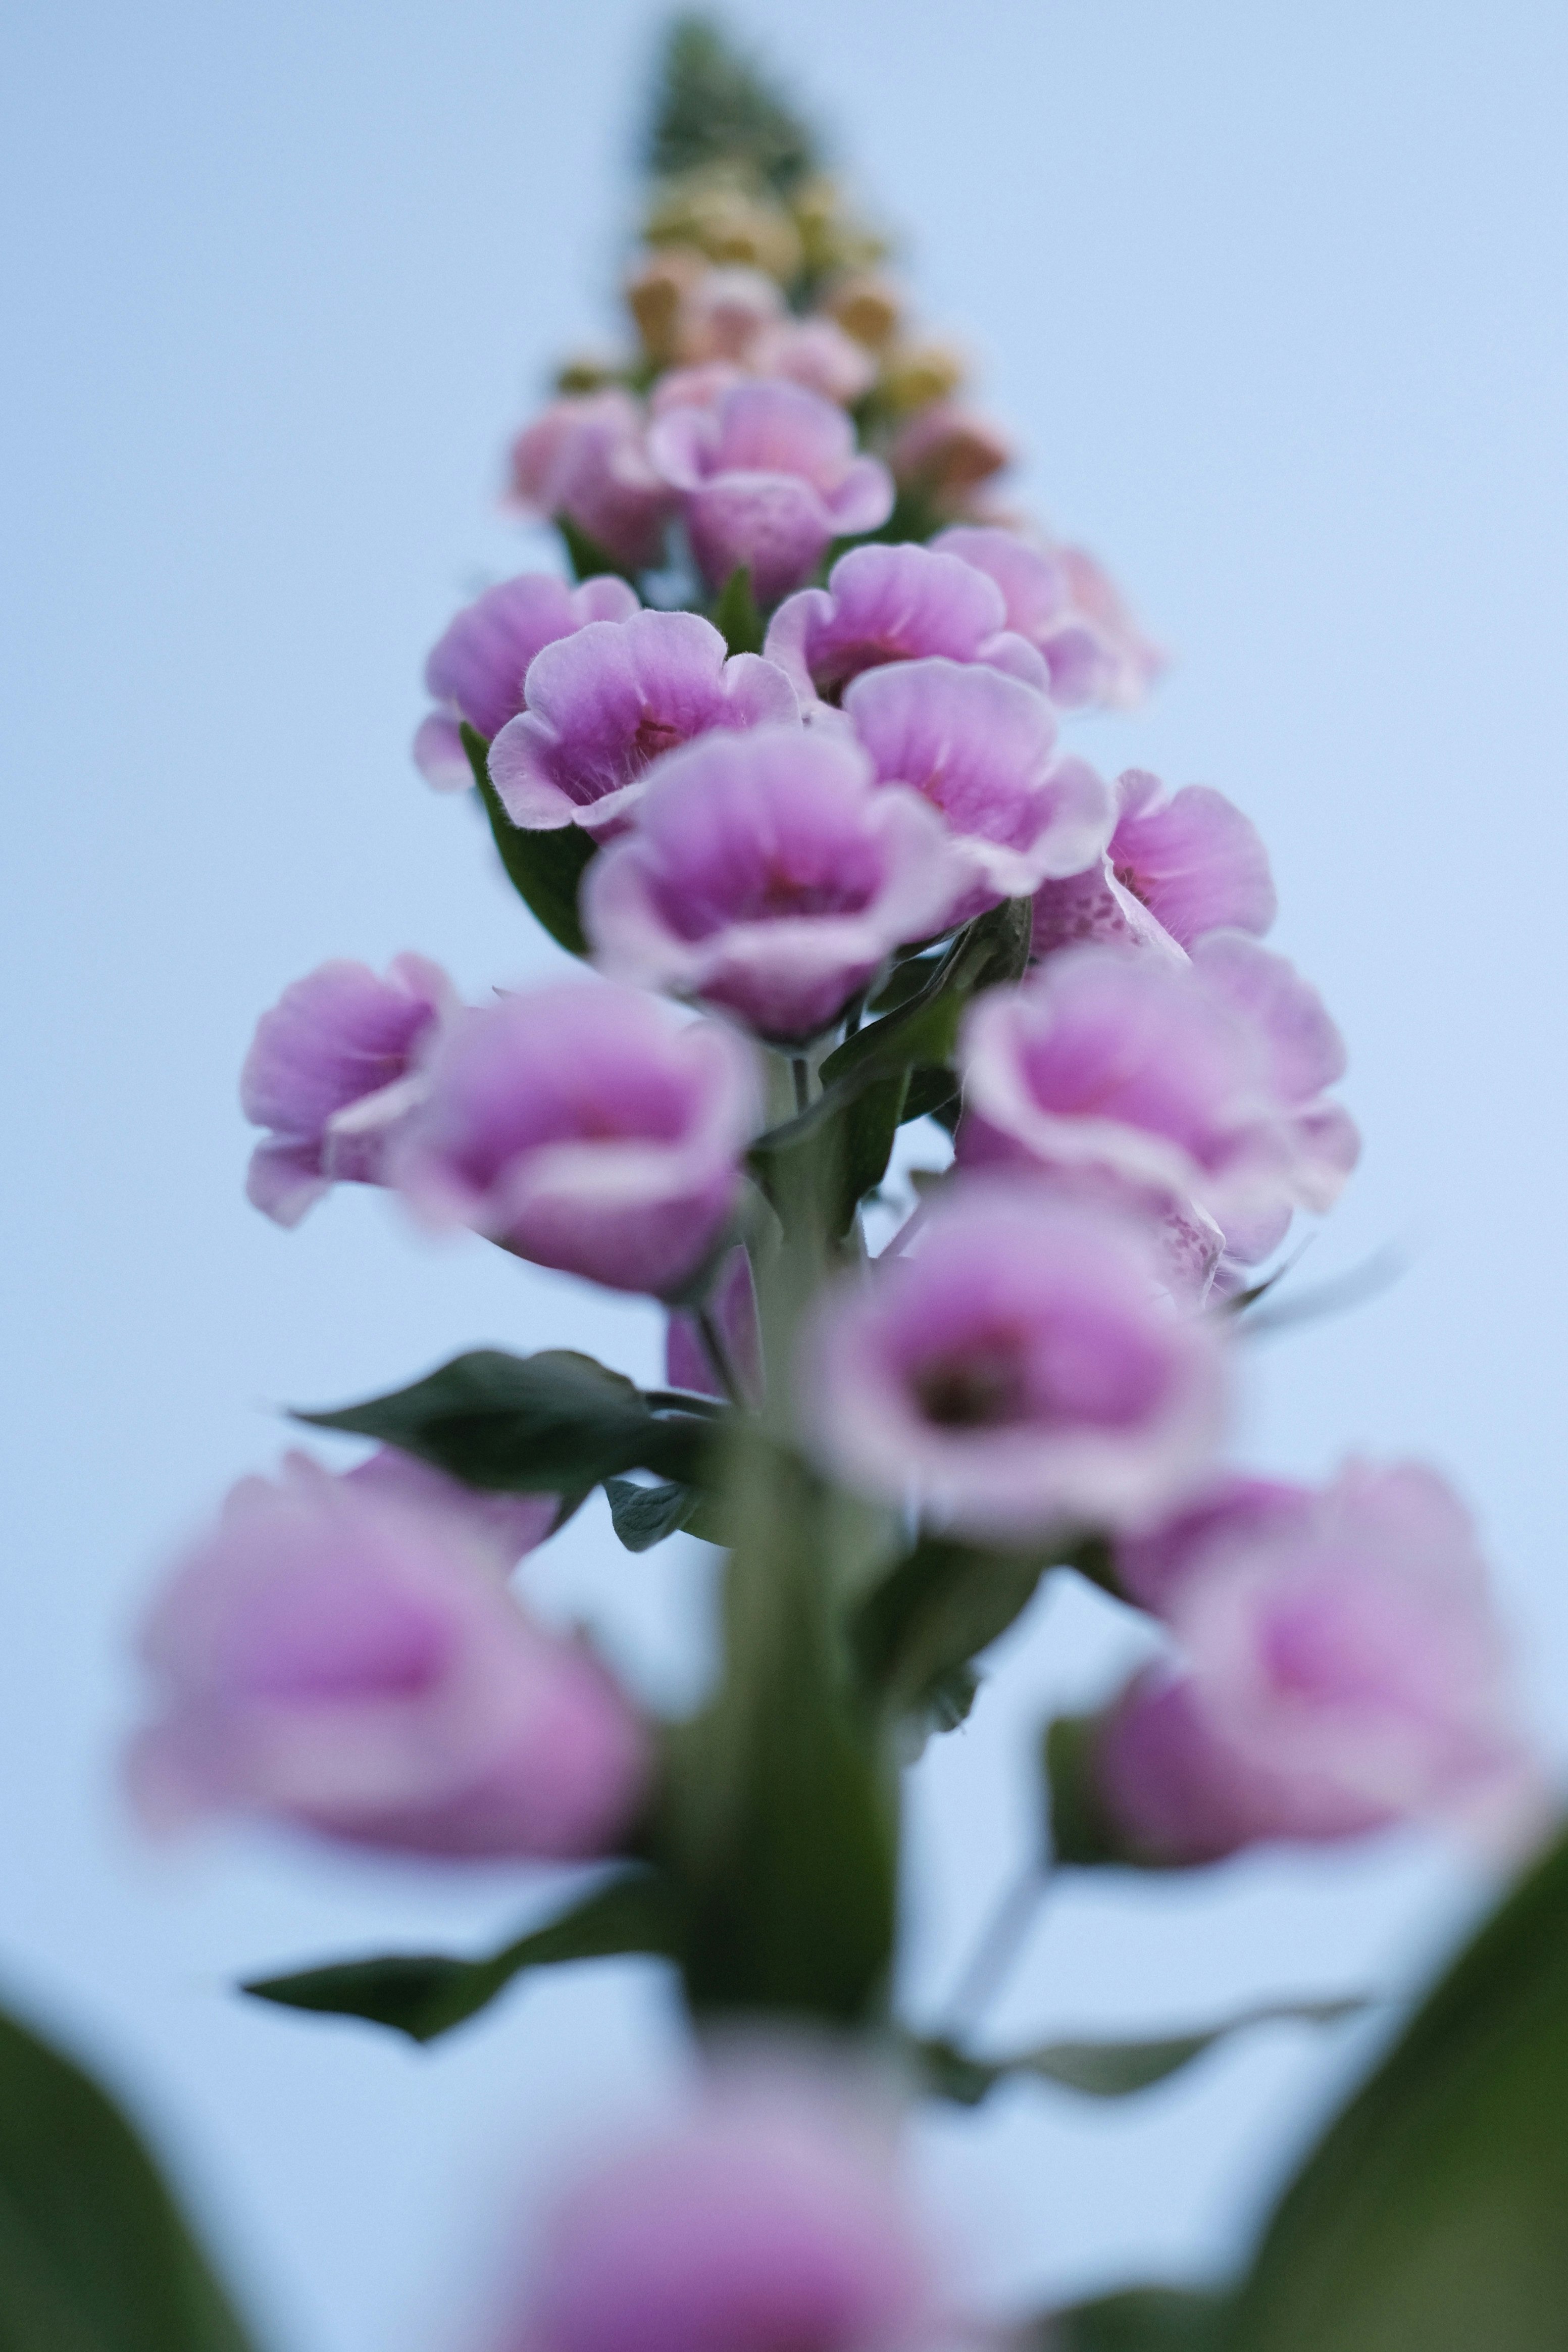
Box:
[665,1247,763,1405]
[798,1182,1229,1541]
[1111,1474,1314,1617]
[934,525,1164,710]
[675,265,785,362]
[1032,769,1276,962]
[887,402,1013,501]
[747,317,877,404]
[242,955,451,1229]
[509,390,676,574]
[844,657,1112,918]
[764,541,1049,705]
[583,726,964,1041]
[1093,1462,1542,1863]
[413,574,641,792]
[497,2058,939,2352]
[390,981,760,1297]
[648,380,894,603]
[340,1447,560,1572]
[130,1462,648,1858]
[487,609,799,837]
[958,939,1356,1290]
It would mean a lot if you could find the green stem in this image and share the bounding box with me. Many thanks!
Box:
[941,1860,1049,2040]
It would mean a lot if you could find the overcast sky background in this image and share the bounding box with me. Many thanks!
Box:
[6,2,1568,2345]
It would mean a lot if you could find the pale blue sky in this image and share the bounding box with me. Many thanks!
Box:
[5,4,1568,2346]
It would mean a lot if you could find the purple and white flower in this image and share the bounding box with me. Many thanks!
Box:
[764,541,1049,704]
[1032,768,1275,962]
[957,937,1357,1290]
[413,573,640,792]
[934,525,1164,710]
[130,1460,647,1859]
[487,608,799,838]
[798,1182,1230,1540]
[494,2057,940,2352]
[648,380,893,603]
[241,954,451,1228]
[1091,1461,1542,1862]
[843,656,1113,917]
[509,389,676,573]
[583,726,965,1041]
[390,980,761,1298]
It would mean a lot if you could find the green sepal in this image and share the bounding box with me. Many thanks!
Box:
[710,565,766,654]
[820,896,1032,1095]
[0,1994,258,2351]
[918,1996,1366,2109]
[555,512,641,587]
[462,723,595,956]
[1044,1712,1127,1868]
[294,1347,717,1493]
[242,1871,682,2045]
[603,1476,699,1552]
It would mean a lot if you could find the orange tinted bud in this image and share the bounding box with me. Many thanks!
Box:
[825,273,903,350]
[625,247,704,364]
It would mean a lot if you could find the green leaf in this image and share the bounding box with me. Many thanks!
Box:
[645,15,820,193]
[819,897,1033,1097]
[0,1994,257,2351]
[462,724,595,956]
[850,1532,1056,1722]
[555,512,641,587]
[1037,2286,1234,2350]
[918,1998,1366,2108]
[746,903,1031,1241]
[1221,1818,1568,2352]
[1044,1712,1131,1868]
[658,1430,898,2023]
[294,1347,714,1493]
[710,565,765,654]
[243,1872,681,2045]
[603,1476,697,1552]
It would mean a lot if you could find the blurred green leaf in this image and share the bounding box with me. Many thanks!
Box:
[918,1997,1365,2108]
[1034,2286,1234,2349]
[603,1475,698,1552]
[462,724,594,956]
[1222,1818,1568,2352]
[0,1994,257,2351]
[711,565,765,653]
[850,1531,1056,1722]
[1043,1712,1131,1869]
[645,15,819,192]
[659,1430,898,2023]
[294,1348,714,1493]
[243,1873,681,2045]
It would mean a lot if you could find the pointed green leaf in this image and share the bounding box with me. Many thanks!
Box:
[294,1347,714,1492]
[1223,1818,1568,2351]
[243,1872,682,2044]
[919,1998,1366,2108]
[0,1995,257,2351]
[603,1476,697,1552]
[462,724,595,955]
